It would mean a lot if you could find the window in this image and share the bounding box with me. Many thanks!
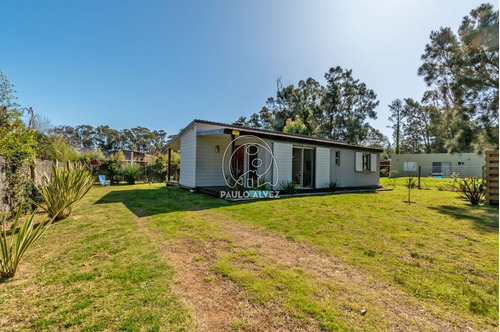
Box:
[404,162,417,172]
[362,154,370,171]
[335,151,340,165]
[432,162,452,176]
[458,162,465,165]
[355,152,377,172]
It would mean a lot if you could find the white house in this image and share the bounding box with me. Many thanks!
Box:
[165,120,381,191]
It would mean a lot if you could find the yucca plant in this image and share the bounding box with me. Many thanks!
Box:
[457,177,485,205]
[1,203,53,280]
[123,163,141,185]
[323,180,340,192]
[32,164,95,220]
[280,180,299,195]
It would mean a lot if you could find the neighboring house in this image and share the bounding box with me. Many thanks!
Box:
[106,150,152,163]
[391,153,485,178]
[164,120,381,191]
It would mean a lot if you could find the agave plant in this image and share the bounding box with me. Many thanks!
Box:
[457,177,485,205]
[1,203,53,280]
[32,164,95,220]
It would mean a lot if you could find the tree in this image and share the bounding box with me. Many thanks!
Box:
[32,114,53,135]
[321,67,378,144]
[456,3,499,151]
[0,70,37,214]
[0,70,20,113]
[283,115,307,135]
[361,126,390,150]
[75,125,95,148]
[418,4,499,152]
[387,99,404,154]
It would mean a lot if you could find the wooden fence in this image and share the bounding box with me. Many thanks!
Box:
[484,150,499,205]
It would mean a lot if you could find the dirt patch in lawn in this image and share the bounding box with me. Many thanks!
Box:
[163,237,317,331]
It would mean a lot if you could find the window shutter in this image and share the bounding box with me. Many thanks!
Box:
[370,154,377,172]
[355,152,363,172]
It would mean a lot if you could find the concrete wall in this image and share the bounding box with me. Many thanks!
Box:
[330,147,379,188]
[391,153,485,178]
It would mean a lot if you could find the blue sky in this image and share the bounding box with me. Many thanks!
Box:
[0,0,492,138]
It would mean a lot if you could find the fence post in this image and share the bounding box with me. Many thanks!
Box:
[418,166,421,189]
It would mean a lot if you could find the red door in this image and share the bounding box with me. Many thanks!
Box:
[232,146,245,178]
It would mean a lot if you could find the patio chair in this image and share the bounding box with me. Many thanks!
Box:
[98,174,111,186]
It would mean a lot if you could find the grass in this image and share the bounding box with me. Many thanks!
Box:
[0,181,497,331]
[0,185,194,331]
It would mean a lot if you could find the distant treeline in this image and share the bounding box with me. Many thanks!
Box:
[50,125,170,154]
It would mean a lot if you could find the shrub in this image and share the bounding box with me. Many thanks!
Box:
[123,163,141,185]
[1,203,53,280]
[323,180,340,192]
[280,180,299,195]
[32,164,95,220]
[100,158,123,184]
[457,177,485,205]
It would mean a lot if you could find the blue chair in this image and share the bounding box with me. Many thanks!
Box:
[98,175,111,186]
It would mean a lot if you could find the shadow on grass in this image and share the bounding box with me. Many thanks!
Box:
[429,204,499,231]
[93,186,374,218]
[94,187,236,217]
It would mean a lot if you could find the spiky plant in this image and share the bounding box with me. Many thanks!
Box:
[457,177,485,205]
[323,180,340,192]
[32,164,95,220]
[280,180,299,195]
[1,203,53,280]
[123,163,141,185]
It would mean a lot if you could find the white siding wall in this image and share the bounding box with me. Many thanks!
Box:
[330,148,379,187]
[315,147,331,188]
[195,134,231,187]
[179,127,197,188]
[272,142,293,189]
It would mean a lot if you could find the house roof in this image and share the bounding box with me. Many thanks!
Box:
[166,119,383,153]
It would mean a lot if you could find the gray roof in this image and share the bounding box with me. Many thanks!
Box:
[166,119,383,153]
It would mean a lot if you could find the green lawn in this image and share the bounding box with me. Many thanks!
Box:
[0,181,497,331]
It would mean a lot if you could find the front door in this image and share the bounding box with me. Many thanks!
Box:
[231,146,245,180]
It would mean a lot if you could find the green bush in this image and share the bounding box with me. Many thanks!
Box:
[457,177,485,205]
[1,203,53,280]
[323,180,340,192]
[100,158,123,184]
[123,163,141,185]
[32,164,95,220]
[280,180,299,195]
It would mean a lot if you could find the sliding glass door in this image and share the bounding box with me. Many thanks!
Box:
[292,147,315,188]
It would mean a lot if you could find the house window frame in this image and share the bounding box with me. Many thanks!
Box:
[362,153,371,171]
[335,151,341,166]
